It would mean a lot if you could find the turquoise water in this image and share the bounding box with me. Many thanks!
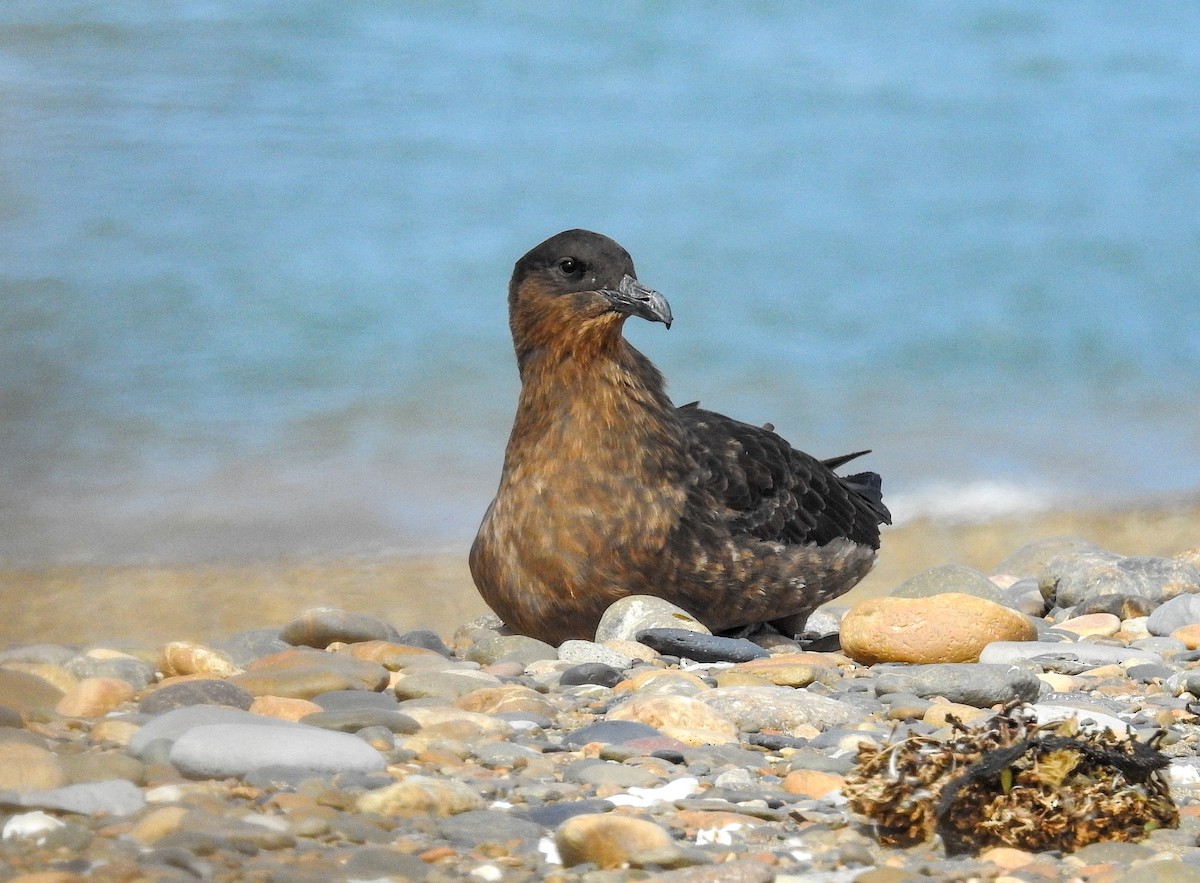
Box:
[2,3,1199,564]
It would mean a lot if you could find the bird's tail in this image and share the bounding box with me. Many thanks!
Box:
[844,470,892,526]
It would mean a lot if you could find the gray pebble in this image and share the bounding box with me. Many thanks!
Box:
[463,634,557,666]
[300,708,419,735]
[594,595,710,643]
[66,656,156,689]
[557,639,633,669]
[979,640,1163,670]
[129,705,304,758]
[1148,594,1200,636]
[891,563,1004,603]
[169,722,387,778]
[139,679,255,714]
[280,606,401,649]
[699,686,860,734]
[1045,552,1200,608]
[16,779,145,817]
[874,663,1041,706]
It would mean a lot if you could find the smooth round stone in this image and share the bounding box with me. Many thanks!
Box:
[473,741,543,769]
[249,695,324,721]
[300,707,419,735]
[356,776,484,816]
[229,647,390,698]
[55,677,135,718]
[311,689,402,710]
[840,593,1036,665]
[453,684,555,717]
[169,722,386,778]
[564,758,662,789]
[730,655,832,687]
[393,669,502,701]
[463,634,557,666]
[0,669,65,716]
[874,663,1042,707]
[1045,552,1200,608]
[211,628,291,666]
[594,595,711,643]
[515,798,617,829]
[65,655,156,689]
[17,779,145,817]
[341,845,431,879]
[1149,594,1200,636]
[557,640,633,670]
[396,628,453,656]
[335,640,447,671]
[139,679,255,714]
[0,742,66,792]
[890,563,1005,603]
[129,705,303,757]
[555,813,689,869]
[1074,594,1159,619]
[158,641,241,677]
[635,628,769,663]
[609,694,738,746]
[562,720,663,747]
[441,808,547,849]
[979,641,1163,670]
[1055,612,1121,637]
[560,662,623,688]
[698,685,860,735]
[279,606,401,649]
[59,750,145,785]
[615,668,709,698]
[994,536,1102,579]
[782,769,845,799]
[1001,579,1048,616]
[1171,623,1200,650]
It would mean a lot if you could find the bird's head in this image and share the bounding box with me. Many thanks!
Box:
[507,229,672,363]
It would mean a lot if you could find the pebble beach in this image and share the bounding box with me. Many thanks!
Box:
[3,500,1200,882]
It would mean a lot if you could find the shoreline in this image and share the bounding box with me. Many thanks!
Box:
[3,498,1197,649]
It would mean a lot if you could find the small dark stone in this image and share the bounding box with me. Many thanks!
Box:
[635,628,769,663]
[396,629,453,657]
[1127,663,1175,683]
[560,662,623,688]
[745,732,808,751]
[799,633,842,653]
[139,680,255,714]
[0,706,23,729]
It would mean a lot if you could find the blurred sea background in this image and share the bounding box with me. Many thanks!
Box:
[3,2,1199,567]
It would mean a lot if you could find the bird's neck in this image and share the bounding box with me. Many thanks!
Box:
[503,335,680,474]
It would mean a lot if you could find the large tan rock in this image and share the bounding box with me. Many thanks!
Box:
[840,592,1037,665]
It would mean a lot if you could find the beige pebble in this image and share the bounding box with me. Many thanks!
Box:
[1055,613,1120,637]
[555,813,683,869]
[608,694,737,746]
[612,669,708,696]
[923,702,993,728]
[3,663,77,694]
[453,684,555,717]
[88,718,140,747]
[728,655,821,687]
[0,742,66,792]
[249,695,323,721]
[782,769,845,798]
[128,805,189,845]
[158,641,241,677]
[840,593,1037,665]
[1172,623,1200,650]
[55,676,135,718]
[601,639,657,663]
[357,776,484,816]
[401,706,512,737]
[1036,672,1080,693]
[333,640,448,670]
[979,846,1037,870]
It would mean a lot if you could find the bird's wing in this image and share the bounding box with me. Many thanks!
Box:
[677,405,890,549]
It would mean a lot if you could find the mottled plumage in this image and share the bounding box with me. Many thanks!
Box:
[470,229,890,645]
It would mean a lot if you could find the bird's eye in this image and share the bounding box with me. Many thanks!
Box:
[557,257,583,277]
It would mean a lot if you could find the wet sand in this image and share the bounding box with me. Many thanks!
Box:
[2,499,1197,648]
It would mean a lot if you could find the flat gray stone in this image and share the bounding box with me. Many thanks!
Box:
[874,663,1041,707]
[169,722,386,778]
[891,564,1004,603]
[13,779,145,817]
[129,706,304,758]
[979,640,1163,671]
[698,686,859,734]
[1148,593,1200,636]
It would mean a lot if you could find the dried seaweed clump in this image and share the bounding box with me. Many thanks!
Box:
[843,704,1178,855]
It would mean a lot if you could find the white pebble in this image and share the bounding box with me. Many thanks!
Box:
[3,811,64,842]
